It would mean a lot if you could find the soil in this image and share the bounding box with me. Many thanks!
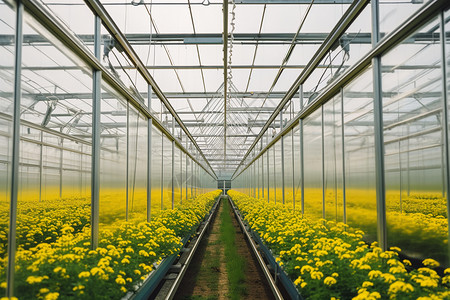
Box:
[173,198,274,300]
[227,202,275,300]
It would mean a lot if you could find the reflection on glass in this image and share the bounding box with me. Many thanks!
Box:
[382,16,447,265]
[99,86,127,229]
[343,67,376,241]
[379,0,426,38]
[152,126,162,215]
[14,11,93,298]
[174,146,182,207]
[324,94,344,222]
[274,140,283,203]
[284,131,294,208]
[269,147,275,202]
[128,108,147,222]
[162,135,172,209]
[303,109,323,220]
[293,124,302,213]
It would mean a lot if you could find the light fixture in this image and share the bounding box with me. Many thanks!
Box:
[202,0,210,6]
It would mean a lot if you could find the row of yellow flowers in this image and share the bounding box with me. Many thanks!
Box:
[1,190,221,300]
[228,190,450,300]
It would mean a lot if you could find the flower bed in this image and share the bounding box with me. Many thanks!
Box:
[1,190,221,300]
[228,190,450,300]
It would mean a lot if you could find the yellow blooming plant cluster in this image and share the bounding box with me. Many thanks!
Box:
[1,190,221,300]
[228,190,450,300]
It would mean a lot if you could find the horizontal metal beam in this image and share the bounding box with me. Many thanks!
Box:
[0,32,371,45]
[2,64,440,71]
[193,134,258,138]
[2,32,444,46]
[4,91,441,101]
[97,0,355,5]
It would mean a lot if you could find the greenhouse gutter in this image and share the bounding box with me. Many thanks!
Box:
[232,0,450,180]
[17,0,216,179]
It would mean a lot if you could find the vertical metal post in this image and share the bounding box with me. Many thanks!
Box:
[180,148,183,205]
[341,88,347,224]
[59,137,63,198]
[147,92,152,222]
[300,86,305,216]
[39,131,43,202]
[257,158,260,198]
[262,141,265,199]
[281,135,285,205]
[273,147,276,203]
[91,14,101,250]
[185,140,188,200]
[160,133,164,210]
[439,11,450,263]
[126,103,129,221]
[321,106,325,219]
[371,0,387,251]
[190,156,193,198]
[7,2,23,296]
[267,141,270,203]
[292,129,295,210]
[171,121,175,210]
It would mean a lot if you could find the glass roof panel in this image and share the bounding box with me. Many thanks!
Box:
[191,4,223,33]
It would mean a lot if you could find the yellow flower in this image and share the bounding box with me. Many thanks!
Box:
[120,286,127,293]
[362,281,373,288]
[134,270,141,275]
[422,258,440,268]
[121,258,130,264]
[40,288,50,294]
[324,276,337,286]
[116,277,126,285]
[44,292,59,300]
[78,271,90,279]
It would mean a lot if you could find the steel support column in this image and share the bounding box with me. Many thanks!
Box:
[91,15,101,250]
[7,1,23,296]
[147,112,152,222]
[439,11,450,263]
[341,88,347,223]
[372,0,387,251]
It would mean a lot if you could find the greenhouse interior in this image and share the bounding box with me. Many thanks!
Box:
[1,0,450,299]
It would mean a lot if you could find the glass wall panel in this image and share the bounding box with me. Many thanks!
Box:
[187,156,192,199]
[0,1,14,293]
[61,141,83,199]
[324,94,344,222]
[343,67,376,240]
[382,17,447,265]
[293,124,302,212]
[379,0,427,37]
[261,152,266,200]
[174,146,182,207]
[303,109,323,220]
[181,151,186,202]
[128,107,147,222]
[269,147,275,202]
[162,135,172,209]
[15,10,93,298]
[99,85,126,230]
[274,139,282,203]
[151,125,162,215]
[284,131,294,208]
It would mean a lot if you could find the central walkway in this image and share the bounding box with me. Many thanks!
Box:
[174,197,275,300]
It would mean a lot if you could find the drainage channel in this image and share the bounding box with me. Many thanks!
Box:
[154,195,279,300]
